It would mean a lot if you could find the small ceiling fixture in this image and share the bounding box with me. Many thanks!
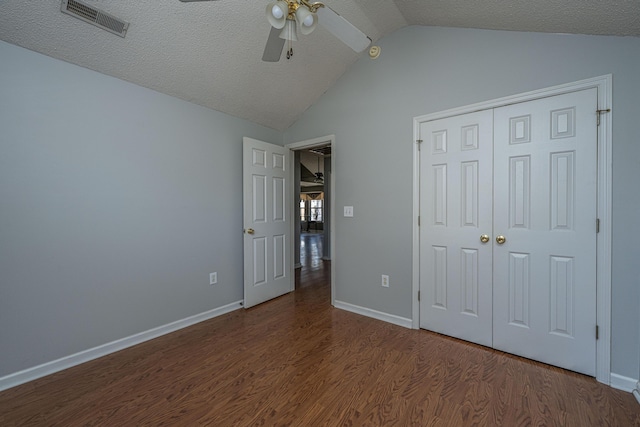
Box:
[266,1,323,59]
[61,0,129,38]
[368,45,381,59]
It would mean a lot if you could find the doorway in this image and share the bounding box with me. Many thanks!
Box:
[286,135,336,305]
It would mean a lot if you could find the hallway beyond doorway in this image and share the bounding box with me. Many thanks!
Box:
[296,232,328,290]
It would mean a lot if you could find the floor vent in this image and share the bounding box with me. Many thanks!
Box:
[61,0,129,37]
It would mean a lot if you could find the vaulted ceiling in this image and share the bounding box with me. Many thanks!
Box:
[1,1,639,131]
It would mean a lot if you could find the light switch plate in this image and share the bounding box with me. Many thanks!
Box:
[344,206,354,217]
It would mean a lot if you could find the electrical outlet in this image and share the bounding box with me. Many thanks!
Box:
[381,274,389,288]
[344,206,354,217]
[209,272,217,285]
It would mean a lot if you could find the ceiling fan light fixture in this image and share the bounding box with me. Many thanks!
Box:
[295,6,317,35]
[259,0,369,63]
[314,156,324,183]
[266,1,288,29]
[279,19,298,41]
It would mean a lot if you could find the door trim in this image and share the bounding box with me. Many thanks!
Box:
[286,135,336,306]
[412,75,613,385]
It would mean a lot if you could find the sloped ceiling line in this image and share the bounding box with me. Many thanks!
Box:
[0,0,638,130]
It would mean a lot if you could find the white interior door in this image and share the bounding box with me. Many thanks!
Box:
[243,137,292,309]
[419,110,494,347]
[492,88,598,376]
[419,88,598,376]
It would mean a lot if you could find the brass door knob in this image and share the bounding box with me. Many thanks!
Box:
[496,235,506,244]
[246,228,255,235]
[480,234,490,243]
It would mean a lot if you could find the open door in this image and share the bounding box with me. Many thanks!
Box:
[243,137,292,308]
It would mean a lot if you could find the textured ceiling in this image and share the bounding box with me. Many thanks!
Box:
[1,1,639,131]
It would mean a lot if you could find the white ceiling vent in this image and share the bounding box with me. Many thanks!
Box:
[61,0,129,37]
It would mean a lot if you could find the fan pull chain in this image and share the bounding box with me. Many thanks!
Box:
[286,37,293,60]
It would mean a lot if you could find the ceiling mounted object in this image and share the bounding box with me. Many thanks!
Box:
[368,45,381,59]
[60,0,129,38]
[262,0,371,62]
[266,1,319,36]
[179,0,371,63]
[314,155,324,183]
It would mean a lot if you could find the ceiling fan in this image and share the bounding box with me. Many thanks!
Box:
[313,155,324,183]
[179,0,371,62]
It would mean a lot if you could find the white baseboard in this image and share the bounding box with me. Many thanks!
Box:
[0,300,243,392]
[633,381,640,405]
[610,373,639,393]
[333,300,413,329]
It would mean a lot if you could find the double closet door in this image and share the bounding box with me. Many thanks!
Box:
[419,88,598,376]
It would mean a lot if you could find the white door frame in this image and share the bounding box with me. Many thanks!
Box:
[286,134,336,306]
[412,75,613,385]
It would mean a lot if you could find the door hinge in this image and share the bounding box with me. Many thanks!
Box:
[416,139,423,150]
[418,290,421,301]
[596,218,600,233]
[418,216,420,227]
[596,108,611,126]
[596,325,599,340]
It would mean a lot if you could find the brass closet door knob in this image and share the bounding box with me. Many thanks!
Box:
[496,235,506,244]
[245,228,255,235]
[480,234,490,243]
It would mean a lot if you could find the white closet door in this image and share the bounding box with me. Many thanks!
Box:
[492,88,598,376]
[419,110,494,347]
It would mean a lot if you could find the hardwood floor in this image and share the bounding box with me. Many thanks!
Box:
[1,233,639,426]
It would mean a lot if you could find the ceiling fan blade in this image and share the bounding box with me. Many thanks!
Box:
[317,6,371,53]
[262,26,286,62]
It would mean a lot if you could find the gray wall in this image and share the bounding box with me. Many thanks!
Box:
[2,25,639,384]
[284,26,640,380]
[0,41,281,377]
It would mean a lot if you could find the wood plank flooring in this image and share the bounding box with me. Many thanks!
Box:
[1,233,639,426]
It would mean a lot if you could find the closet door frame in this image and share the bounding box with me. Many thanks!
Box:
[412,75,612,385]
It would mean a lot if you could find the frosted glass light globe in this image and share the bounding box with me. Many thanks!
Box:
[272,5,284,19]
[302,14,314,27]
